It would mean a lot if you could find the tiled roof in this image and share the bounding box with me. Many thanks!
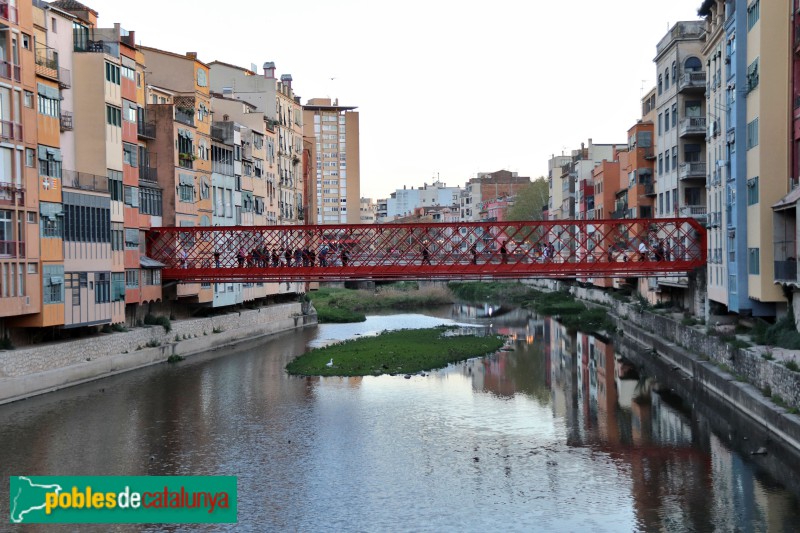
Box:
[49,0,98,16]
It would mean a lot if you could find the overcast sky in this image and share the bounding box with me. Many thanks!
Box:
[86,0,704,199]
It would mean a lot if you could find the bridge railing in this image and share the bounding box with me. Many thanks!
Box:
[146,218,707,282]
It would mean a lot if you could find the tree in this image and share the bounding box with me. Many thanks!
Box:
[505,177,549,221]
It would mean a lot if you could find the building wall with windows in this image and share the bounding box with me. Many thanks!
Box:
[744,0,789,310]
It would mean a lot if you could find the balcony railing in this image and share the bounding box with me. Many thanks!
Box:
[679,161,706,180]
[60,111,73,132]
[642,147,656,159]
[175,108,195,127]
[140,151,158,182]
[59,67,71,89]
[0,181,24,206]
[643,182,656,196]
[35,45,59,71]
[0,241,24,258]
[611,209,626,219]
[138,120,156,140]
[679,116,706,137]
[775,239,798,282]
[0,120,23,142]
[0,1,18,23]
[62,170,109,193]
[0,60,21,83]
[76,40,114,55]
[678,71,707,92]
[678,205,707,218]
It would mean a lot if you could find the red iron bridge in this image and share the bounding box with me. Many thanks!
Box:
[146,218,707,283]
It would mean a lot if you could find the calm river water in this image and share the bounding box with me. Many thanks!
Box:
[1,304,800,532]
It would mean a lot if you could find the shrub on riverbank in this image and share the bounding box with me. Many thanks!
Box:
[447,281,534,304]
[753,309,800,350]
[308,285,454,323]
[286,326,505,376]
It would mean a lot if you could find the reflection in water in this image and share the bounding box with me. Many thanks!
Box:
[0,304,797,531]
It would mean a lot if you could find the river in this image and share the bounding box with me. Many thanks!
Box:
[1,304,799,532]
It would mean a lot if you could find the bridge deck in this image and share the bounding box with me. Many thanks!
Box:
[146,218,706,283]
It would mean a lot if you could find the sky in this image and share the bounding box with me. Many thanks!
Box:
[84,0,705,200]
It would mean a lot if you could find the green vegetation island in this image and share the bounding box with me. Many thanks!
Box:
[286,327,506,377]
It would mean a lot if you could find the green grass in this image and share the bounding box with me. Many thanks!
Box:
[309,285,453,323]
[286,327,505,377]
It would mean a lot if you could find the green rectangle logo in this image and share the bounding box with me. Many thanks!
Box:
[9,476,237,524]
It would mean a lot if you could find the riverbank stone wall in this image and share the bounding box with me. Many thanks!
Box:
[0,303,313,403]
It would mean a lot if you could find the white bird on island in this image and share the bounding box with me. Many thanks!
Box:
[326,358,334,368]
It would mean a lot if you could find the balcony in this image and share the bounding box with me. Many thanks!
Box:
[0,181,24,206]
[643,182,656,196]
[60,111,73,132]
[679,117,706,137]
[62,170,109,193]
[679,161,706,180]
[35,45,59,81]
[75,39,114,55]
[178,154,194,170]
[0,60,21,83]
[140,152,158,183]
[610,209,627,220]
[175,108,195,127]
[0,1,18,24]
[0,241,24,258]
[137,120,156,140]
[642,147,656,160]
[0,120,23,142]
[775,240,798,283]
[678,205,707,218]
[58,67,71,88]
[678,71,706,92]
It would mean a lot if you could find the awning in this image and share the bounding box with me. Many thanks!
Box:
[140,256,166,269]
[773,187,800,211]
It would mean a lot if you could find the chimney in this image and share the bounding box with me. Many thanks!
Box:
[186,52,198,60]
[263,62,276,79]
[281,74,293,89]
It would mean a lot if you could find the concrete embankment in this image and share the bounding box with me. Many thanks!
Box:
[0,303,316,405]
[524,278,800,451]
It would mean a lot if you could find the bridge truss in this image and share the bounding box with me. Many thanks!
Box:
[146,218,706,283]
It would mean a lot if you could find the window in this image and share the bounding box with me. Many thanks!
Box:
[665,152,670,171]
[105,62,121,85]
[51,17,57,32]
[27,212,36,224]
[27,263,37,274]
[95,272,110,303]
[672,146,678,171]
[746,118,759,150]
[672,61,677,81]
[748,247,760,274]
[658,113,662,135]
[747,0,760,30]
[106,105,122,127]
[123,143,138,167]
[38,147,62,178]
[112,272,125,302]
[123,101,137,123]
[178,184,195,203]
[672,103,677,127]
[197,68,208,87]
[658,74,663,95]
[24,91,33,108]
[664,109,670,131]
[124,186,139,207]
[37,94,60,118]
[111,222,123,251]
[121,65,135,80]
[143,269,161,286]
[25,149,35,168]
[664,68,669,90]
[43,265,64,304]
[139,187,162,216]
[658,154,663,175]
[64,200,110,243]
[40,202,63,238]
[747,176,759,205]
[109,170,123,202]
[124,228,139,249]
[746,58,759,93]
[125,269,139,288]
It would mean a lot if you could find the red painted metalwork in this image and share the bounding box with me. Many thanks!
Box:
[146,218,707,283]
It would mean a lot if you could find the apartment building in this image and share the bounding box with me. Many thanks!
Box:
[460,170,529,222]
[359,197,376,224]
[774,0,800,318]
[698,0,730,309]
[303,97,360,224]
[653,21,708,308]
[0,0,40,330]
[383,180,460,221]
[140,46,213,306]
[546,154,571,220]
